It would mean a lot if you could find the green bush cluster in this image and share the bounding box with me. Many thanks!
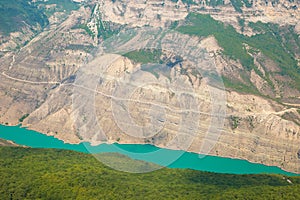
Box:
[18,114,29,123]
[124,49,162,64]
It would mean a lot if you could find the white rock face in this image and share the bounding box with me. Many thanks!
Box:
[98,0,188,27]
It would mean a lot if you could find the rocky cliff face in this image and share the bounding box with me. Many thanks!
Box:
[0,0,299,173]
[96,0,300,29]
[0,139,19,147]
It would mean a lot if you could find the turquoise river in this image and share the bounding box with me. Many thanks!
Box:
[0,124,298,176]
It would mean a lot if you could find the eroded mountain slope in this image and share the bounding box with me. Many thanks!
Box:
[0,0,299,173]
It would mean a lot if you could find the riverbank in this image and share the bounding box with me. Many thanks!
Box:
[0,124,298,176]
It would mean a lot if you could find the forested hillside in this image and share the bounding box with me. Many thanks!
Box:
[177,13,300,97]
[1,147,300,199]
[0,0,48,35]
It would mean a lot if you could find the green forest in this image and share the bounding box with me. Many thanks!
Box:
[177,13,300,93]
[0,0,79,35]
[0,0,48,35]
[1,146,300,199]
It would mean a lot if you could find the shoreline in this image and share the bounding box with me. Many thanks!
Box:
[0,123,299,176]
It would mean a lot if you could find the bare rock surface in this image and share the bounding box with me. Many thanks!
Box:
[0,0,299,173]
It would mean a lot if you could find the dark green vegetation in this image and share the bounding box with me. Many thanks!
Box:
[97,20,123,40]
[177,13,300,94]
[208,0,225,7]
[73,18,122,40]
[0,0,80,35]
[72,4,123,39]
[124,49,163,64]
[72,24,95,37]
[18,114,29,123]
[229,115,241,129]
[124,49,186,79]
[0,0,48,35]
[242,0,253,8]
[230,0,244,13]
[1,146,300,199]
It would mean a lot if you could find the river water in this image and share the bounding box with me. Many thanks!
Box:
[0,124,297,175]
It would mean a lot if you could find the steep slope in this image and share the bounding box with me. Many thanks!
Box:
[0,0,48,52]
[0,139,19,147]
[0,0,48,35]
[0,0,299,173]
[0,0,81,52]
[178,13,300,100]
